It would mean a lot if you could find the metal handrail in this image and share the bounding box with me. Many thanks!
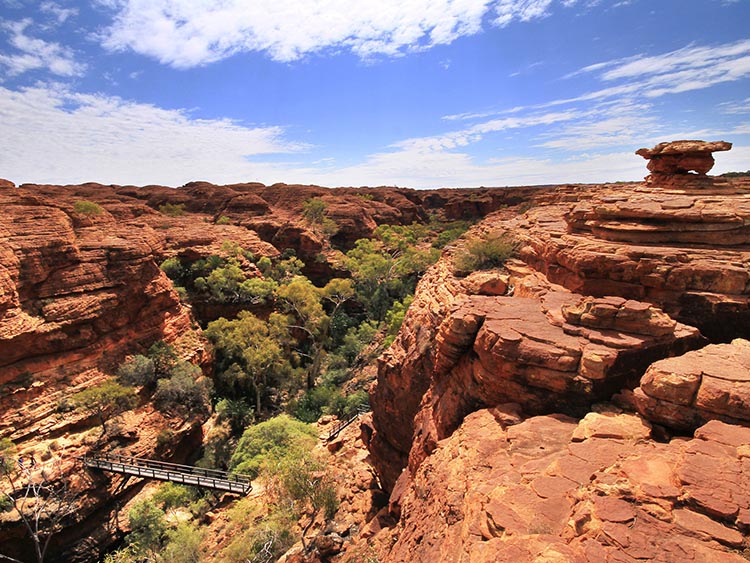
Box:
[326,407,369,442]
[81,454,253,494]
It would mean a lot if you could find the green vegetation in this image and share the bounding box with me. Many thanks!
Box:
[70,380,138,435]
[302,197,338,237]
[215,215,232,225]
[159,203,187,216]
[73,200,103,216]
[117,354,156,387]
[453,230,519,276]
[154,361,212,419]
[721,170,750,178]
[229,414,316,479]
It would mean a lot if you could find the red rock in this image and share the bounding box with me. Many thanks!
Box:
[634,339,750,430]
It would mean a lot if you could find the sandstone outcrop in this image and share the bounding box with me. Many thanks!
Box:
[636,140,732,184]
[625,338,750,431]
[364,409,749,563]
[363,142,750,562]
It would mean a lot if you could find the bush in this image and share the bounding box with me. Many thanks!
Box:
[148,341,178,378]
[161,522,203,563]
[160,257,184,281]
[117,355,156,387]
[154,361,211,418]
[453,231,518,276]
[229,415,317,479]
[152,483,197,512]
[74,200,103,216]
[289,386,339,423]
[127,500,167,555]
[159,203,186,216]
[216,398,254,435]
[216,215,232,225]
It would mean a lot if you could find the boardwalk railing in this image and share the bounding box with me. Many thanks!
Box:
[81,454,253,495]
[326,408,369,442]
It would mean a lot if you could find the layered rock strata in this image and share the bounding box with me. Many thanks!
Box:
[626,338,750,431]
[365,142,750,561]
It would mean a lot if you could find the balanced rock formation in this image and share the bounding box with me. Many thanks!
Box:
[636,139,732,186]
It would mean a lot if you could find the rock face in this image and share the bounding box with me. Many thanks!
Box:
[367,409,749,563]
[362,142,750,562]
[627,338,750,431]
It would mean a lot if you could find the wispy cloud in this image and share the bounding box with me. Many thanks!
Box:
[719,97,750,114]
[0,83,305,185]
[99,0,588,68]
[0,19,85,77]
[40,1,79,25]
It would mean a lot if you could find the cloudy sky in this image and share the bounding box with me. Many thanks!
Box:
[0,0,749,188]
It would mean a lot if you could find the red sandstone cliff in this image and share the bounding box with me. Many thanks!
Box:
[355,142,750,562]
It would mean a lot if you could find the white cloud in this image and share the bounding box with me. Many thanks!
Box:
[40,2,79,25]
[0,84,305,185]
[0,19,85,77]
[99,0,586,67]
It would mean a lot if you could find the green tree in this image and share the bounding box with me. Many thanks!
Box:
[276,276,330,388]
[216,398,254,436]
[270,450,338,552]
[148,341,178,379]
[153,361,211,419]
[70,381,137,435]
[206,312,295,414]
[117,355,156,387]
[127,500,167,559]
[229,415,316,479]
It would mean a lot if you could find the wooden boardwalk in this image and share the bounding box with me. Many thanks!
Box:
[82,454,253,495]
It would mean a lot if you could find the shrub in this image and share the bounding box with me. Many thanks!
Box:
[154,362,211,419]
[289,386,339,423]
[152,483,197,512]
[74,200,103,216]
[117,355,156,387]
[155,428,175,450]
[216,398,254,435]
[229,415,317,479]
[159,203,186,217]
[127,500,167,555]
[148,341,178,378]
[160,257,184,281]
[216,215,232,225]
[161,522,203,563]
[453,231,518,276]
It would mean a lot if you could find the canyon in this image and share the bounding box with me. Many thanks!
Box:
[1,140,750,562]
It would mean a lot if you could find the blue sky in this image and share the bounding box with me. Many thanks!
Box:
[0,0,748,188]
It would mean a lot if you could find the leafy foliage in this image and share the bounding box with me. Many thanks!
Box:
[229,414,316,479]
[453,231,519,276]
[117,354,156,387]
[206,312,297,414]
[153,361,212,419]
[158,203,186,216]
[70,380,137,434]
[73,200,103,216]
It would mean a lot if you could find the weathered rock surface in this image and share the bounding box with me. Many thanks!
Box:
[625,338,750,431]
[363,143,750,562]
[364,409,749,563]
